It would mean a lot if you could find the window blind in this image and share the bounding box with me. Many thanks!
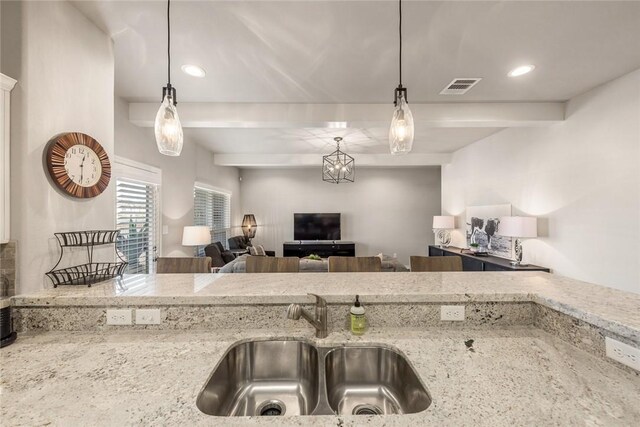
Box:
[194,186,231,254]
[116,179,159,273]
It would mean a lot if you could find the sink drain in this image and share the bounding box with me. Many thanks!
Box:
[353,404,383,415]
[256,400,286,416]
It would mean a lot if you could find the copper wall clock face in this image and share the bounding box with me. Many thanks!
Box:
[46,132,111,198]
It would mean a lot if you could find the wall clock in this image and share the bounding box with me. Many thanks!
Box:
[45,132,111,198]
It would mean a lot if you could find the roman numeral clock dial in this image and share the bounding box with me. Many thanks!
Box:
[45,132,111,198]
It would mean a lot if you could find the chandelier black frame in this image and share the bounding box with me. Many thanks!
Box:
[322,137,355,184]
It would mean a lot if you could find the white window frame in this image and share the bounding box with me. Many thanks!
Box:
[194,181,232,252]
[194,181,232,198]
[114,157,162,273]
[0,73,17,244]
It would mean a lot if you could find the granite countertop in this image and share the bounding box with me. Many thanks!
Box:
[2,327,640,426]
[12,272,640,342]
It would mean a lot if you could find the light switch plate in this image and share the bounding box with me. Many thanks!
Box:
[605,337,640,371]
[106,309,132,325]
[136,309,161,325]
[441,305,465,321]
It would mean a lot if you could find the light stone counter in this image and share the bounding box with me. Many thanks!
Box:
[1,327,639,426]
[11,272,640,342]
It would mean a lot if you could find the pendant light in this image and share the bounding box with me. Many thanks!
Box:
[154,0,184,156]
[323,137,355,184]
[389,0,414,155]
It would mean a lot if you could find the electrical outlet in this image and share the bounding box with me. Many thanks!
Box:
[106,309,132,325]
[441,305,465,321]
[605,337,640,371]
[135,309,161,325]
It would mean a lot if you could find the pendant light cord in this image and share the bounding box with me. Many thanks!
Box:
[167,0,171,85]
[399,0,402,87]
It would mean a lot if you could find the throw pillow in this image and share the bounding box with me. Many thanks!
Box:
[377,252,397,262]
[248,245,266,256]
[377,252,400,271]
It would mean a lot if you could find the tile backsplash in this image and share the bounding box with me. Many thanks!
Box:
[0,241,16,297]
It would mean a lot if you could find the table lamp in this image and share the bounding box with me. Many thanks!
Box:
[182,226,211,255]
[498,216,537,266]
[432,216,454,248]
[242,214,257,243]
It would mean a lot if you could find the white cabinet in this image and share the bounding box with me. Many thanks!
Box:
[0,74,17,244]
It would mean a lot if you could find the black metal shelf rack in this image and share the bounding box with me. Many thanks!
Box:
[46,230,127,287]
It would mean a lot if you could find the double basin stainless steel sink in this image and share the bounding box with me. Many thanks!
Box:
[196,339,431,417]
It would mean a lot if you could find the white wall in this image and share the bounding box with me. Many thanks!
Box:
[2,1,115,294]
[240,167,441,265]
[114,97,241,256]
[442,69,640,294]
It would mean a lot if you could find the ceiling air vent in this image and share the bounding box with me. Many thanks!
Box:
[439,78,482,95]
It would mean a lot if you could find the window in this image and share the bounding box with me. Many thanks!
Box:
[116,179,159,273]
[114,158,162,274]
[194,184,231,255]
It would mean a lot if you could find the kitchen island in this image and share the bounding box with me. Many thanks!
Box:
[2,272,640,425]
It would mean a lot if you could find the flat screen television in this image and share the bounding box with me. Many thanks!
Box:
[294,213,341,241]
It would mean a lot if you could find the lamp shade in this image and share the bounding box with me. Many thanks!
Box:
[433,216,455,229]
[242,214,257,239]
[498,216,537,238]
[182,226,211,246]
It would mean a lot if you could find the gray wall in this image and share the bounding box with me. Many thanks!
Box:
[114,97,242,257]
[240,167,441,265]
[442,69,640,294]
[2,0,115,294]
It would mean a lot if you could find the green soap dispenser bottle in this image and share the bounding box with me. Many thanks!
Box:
[350,295,366,335]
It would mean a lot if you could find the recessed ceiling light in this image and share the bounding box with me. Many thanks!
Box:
[181,64,206,78]
[508,65,535,77]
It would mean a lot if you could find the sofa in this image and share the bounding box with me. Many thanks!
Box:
[218,254,409,273]
[228,236,275,257]
[204,242,235,268]
[228,236,251,251]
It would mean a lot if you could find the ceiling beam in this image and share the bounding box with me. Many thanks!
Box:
[130,102,564,129]
[214,153,452,167]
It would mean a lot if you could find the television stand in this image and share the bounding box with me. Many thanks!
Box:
[283,241,355,258]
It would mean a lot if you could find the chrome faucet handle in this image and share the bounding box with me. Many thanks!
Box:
[307,293,327,307]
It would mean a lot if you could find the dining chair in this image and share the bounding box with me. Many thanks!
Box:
[328,256,382,272]
[156,257,212,273]
[245,256,300,273]
[409,256,463,272]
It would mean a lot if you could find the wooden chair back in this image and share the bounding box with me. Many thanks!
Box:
[328,256,382,272]
[410,256,463,272]
[246,256,300,273]
[156,257,212,273]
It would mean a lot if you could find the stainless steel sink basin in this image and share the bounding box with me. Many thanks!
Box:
[196,339,431,417]
[325,346,431,415]
[196,340,319,416]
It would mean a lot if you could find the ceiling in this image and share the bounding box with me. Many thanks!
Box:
[184,127,502,155]
[72,0,640,163]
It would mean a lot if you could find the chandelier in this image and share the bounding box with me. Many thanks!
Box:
[322,137,355,184]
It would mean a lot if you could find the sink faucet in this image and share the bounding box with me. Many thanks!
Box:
[286,293,328,338]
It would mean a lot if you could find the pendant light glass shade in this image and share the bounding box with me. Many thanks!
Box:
[389,92,414,155]
[155,94,183,156]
